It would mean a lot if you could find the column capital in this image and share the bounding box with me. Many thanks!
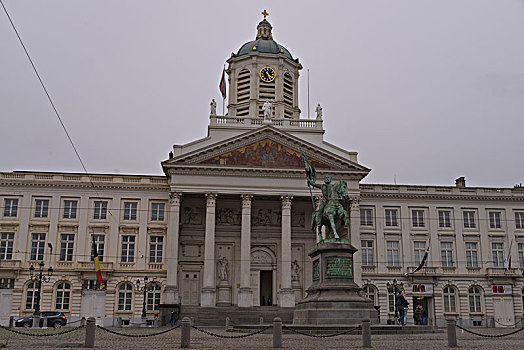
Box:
[241,194,253,208]
[350,196,360,210]
[169,192,182,206]
[280,195,293,209]
[205,193,217,207]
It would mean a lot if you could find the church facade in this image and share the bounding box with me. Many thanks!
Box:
[0,15,523,328]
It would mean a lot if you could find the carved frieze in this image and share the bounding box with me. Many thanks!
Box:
[182,207,203,225]
[216,208,241,226]
[252,208,281,226]
[291,209,305,227]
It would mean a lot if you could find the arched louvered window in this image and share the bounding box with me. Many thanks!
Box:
[236,69,250,117]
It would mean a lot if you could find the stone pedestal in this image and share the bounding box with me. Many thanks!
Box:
[217,280,231,306]
[200,287,216,307]
[293,241,378,325]
[238,287,253,307]
[278,288,296,308]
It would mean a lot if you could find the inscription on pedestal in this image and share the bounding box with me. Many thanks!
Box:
[312,260,320,284]
[326,257,353,281]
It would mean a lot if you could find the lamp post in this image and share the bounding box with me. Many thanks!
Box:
[29,261,53,327]
[136,276,155,320]
[386,278,403,324]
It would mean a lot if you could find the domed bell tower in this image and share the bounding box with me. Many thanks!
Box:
[226,11,302,119]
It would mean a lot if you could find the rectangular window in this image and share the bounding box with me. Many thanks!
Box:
[0,232,14,260]
[93,201,108,220]
[440,242,454,267]
[463,211,476,229]
[0,278,15,289]
[361,240,374,266]
[59,234,74,261]
[518,243,524,268]
[3,198,18,217]
[465,242,479,268]
[34,199,49,218]
[30,233,46,260]
[438,210,452,228]
[123,202,138,221]
[492,242,504,267]
[121,235,135,263]
[91,235,105,262]
[149,236,164,263]
[385,209,398,227]
[412,210,425,228]
[151,203,165,221]
[386,241,400,266]
[360,208,373,226]
[515,212,524,229]
[63,200,78,219]
[413,241,426,265]
[489,211,502,229]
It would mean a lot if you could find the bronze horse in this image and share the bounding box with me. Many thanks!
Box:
[311,180,350,241]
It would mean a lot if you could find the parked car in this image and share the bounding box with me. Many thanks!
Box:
[15,311,68,328]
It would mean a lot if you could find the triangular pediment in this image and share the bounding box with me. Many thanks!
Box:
[163,126,369,174]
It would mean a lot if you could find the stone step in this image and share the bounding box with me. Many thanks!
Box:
[180,306,295,326]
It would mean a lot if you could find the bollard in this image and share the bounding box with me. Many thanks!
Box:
[9,316,14,328]
[260,316,264,325]
[181,317,191,348]
[225,317,230,330]
[116,317,122,328]
[447,319,457,347]
[362,319,371,348]
[80,317,86,327]
[85,317,96,348]
[32,314,41,328]
[273,317,282,348]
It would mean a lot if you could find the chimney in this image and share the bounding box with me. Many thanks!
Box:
[455,177,466,188]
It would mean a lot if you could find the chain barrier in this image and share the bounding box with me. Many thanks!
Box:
[68,319,83,324]
[0,323,85,337]
[494,318,523,327]
[191,325,272,339]
[282,325,359,338]
[96,324,180,338]
[455,324,524,338]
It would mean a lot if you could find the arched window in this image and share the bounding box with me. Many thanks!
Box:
[236,69,250,116]
[118,283,133,311]
[443,286,457,313]
[147,283,162,311]
[25,282,38,310]
[362,285,377,306]
[468,286,482,313]
[283,72,293,118]
[55,282,71,310]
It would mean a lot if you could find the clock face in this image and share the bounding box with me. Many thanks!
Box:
[259,66,276,83]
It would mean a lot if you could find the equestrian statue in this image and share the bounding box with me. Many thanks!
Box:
[300,147,350,241]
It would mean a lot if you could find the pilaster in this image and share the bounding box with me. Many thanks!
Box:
[350,197,362,285]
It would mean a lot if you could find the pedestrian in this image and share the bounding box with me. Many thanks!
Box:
[414,305,423,325]
[396,290,409,326]
[170,311,176,326]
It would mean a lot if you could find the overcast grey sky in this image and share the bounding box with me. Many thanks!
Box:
[1,0,523,188]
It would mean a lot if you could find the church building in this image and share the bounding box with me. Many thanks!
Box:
[0,13,523,328]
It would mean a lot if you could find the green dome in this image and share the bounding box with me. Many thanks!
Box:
[236,38,294,60]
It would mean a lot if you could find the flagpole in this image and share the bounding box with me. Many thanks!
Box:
[223,64,226,116]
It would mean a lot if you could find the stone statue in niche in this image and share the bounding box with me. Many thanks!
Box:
[182,207,203,225]
[217,256,229,281]
[291,259,301,282]
[216,208,241,225]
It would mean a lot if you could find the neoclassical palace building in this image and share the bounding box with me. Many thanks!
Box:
[1,15,523,328]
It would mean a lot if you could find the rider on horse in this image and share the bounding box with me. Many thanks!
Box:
[308,174,334,237]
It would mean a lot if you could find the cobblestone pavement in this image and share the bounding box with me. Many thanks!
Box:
[0,326,523,349]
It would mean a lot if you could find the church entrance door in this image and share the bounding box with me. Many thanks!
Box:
[260,270,272,306]
[181,271,200,305]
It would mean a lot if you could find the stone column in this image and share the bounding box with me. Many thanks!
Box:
[201,193,217,307]
[238,194,253,307]
[164,192,181,304]
[279,195,295,307]
[349,197,362,285]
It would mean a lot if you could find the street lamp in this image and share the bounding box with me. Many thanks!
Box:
[386,278,404,323]
[136,276,155,320]
[29,261,53,324]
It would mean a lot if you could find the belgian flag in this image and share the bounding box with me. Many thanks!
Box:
[92,240,104,289]
[219,68,227,99]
